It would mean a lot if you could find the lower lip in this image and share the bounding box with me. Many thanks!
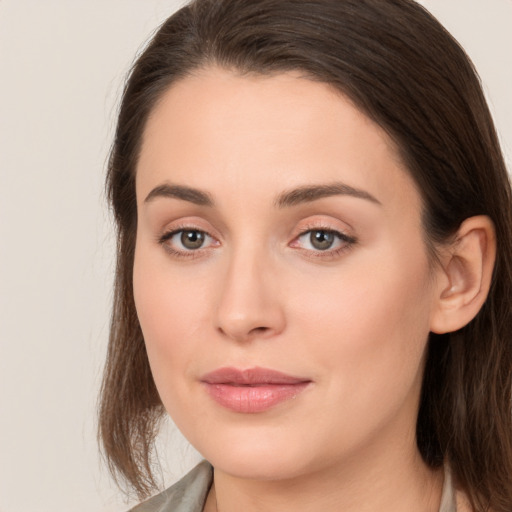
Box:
[203,382,310,413]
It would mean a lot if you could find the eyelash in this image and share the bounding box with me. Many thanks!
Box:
[158,224,215,260]
[292,226,356,260]
[157,224,357,261]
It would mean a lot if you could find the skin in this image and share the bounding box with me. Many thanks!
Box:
[132,67,486,512]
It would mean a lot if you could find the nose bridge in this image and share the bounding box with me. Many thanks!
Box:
[214,237,284,342]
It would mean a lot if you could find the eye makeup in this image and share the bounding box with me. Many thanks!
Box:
[157,221,357,262]
[157,224,219,260]
[291,227,357,260]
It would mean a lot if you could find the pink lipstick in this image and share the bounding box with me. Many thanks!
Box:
[200,367,311,413]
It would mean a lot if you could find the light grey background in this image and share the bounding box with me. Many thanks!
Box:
[0,1,510,511]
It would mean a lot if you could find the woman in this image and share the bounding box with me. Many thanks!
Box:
[98,0,512,511]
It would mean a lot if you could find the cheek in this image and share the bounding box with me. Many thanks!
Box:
[132,244,211,392]
[134,269,205,344]
[289,245,433,407]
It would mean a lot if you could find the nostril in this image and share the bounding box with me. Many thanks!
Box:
[217,324,273,342]
[251,326,269,333]
[245,326,274,339]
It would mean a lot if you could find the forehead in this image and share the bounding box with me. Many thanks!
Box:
[136,66,420,215]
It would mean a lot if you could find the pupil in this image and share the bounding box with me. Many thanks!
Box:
[181,230,204,249]
[311,230,334,250]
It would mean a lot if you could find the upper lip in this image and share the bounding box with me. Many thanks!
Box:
[201,366,311,385]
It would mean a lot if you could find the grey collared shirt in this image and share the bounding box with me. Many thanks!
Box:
[130,460,457,512]
[129,461,213,512]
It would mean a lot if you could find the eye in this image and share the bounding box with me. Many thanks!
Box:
[178,229,208,250]
[305,230,337,250]
[293,228,356,254]
[159,228,217,256]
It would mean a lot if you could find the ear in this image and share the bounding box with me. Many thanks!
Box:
[430,215,496,334]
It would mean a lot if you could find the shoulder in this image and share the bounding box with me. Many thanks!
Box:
[129,461,213,512]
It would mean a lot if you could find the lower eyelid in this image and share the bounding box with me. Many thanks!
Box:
[300,245,353,260]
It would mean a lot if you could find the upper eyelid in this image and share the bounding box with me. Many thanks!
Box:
[298,225,350,235]
[294,228,356,247]
[160,226,207,238]
[158,227,216,247]
[293,221,355,240]
[159,221,216,239]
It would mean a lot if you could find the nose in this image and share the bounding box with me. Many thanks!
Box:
[214,247,286,343]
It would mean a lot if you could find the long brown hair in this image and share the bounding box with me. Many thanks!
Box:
[98,0,512,509]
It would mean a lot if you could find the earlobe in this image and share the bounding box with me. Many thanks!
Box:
[430,215,496,334]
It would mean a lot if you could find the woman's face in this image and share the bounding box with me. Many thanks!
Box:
[133,67,441,480]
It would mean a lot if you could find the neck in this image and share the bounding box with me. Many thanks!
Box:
[205,435,444,512]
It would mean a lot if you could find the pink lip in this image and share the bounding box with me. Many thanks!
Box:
[200,367,312,413]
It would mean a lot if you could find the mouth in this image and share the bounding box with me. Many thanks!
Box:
[200,367,312,413]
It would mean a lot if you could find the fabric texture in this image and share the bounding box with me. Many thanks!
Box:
[129,460,457,512]
[440,466,457,512]
[129,461,213,512]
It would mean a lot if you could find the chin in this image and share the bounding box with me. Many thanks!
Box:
[186,421,322,481]
[209,449,312,481]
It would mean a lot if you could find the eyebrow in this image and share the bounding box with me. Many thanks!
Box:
[274,182,381,208]
[143,181,381,208]
[144,184,214,207]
